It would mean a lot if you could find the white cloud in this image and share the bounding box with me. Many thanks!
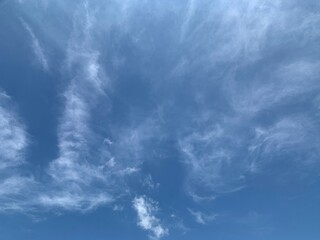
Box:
[0,176,38,212]
[4,0,320,231]
[4,1,165,214]
[21,19,49,71]
[248,116,320,172]
[188,191,216,203]
[143,174,160,190]
[180,0,196,42]
[133,196,168,239]
[230,61,320,115]
[43,2,114,211]
[0,91,37,212]
[173,0,282,78]
[188,209,217,225]
[177,0,320,198]
[179,61,320,197]
[179,122,247,196]
[40,1,157,212]
[0,91,28,169]
[178,62,320,198]
[37,190,112,212]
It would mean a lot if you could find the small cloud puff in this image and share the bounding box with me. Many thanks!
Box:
[133,196,168,239]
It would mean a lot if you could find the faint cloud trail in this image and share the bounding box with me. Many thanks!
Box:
[21,19,49,71]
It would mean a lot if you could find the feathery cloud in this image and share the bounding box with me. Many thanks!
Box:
[44,2,113,211]
[0,91,28,169]
[0,90,36,212]
[176,1,320,200]
[2,2,320,238]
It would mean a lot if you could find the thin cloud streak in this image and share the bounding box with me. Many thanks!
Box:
[21,19,49,71]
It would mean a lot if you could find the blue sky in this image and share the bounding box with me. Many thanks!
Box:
[1,0,320,239]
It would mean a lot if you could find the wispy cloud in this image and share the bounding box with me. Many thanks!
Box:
[37,190,112,212]
[179,60,320,198]
[44,2,113,211]
[176,1,320,201]
[230,61,320,115]
[0,91,28,169]
[3,1,320,237]
[179,122,247,196]
[180,0,196,42]
[142,174,160,190]
[112,117,163,167]
[188,209,217,225]
[0,176,38,212]
[133,196,168,239]
[0,90,36,212]
[248,116,320,173]
[41,1,156,212]
[4,0,164,215]
[21,19,49,71]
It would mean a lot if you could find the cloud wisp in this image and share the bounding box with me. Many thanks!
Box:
[21,19,49,71]
[43,2,114,211]
[40,1,157,212]
[0,90,37,212]
[188,209,217,225]
[175,0,320,200]
[3,0,165,215]
[133,196,168,239]
[0,91,28,169]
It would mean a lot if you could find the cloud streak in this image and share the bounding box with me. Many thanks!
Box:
[21,19,49,71]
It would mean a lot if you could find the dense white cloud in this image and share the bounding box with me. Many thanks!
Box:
[133,196,168,239]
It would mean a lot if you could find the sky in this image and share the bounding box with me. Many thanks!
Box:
[0,0,320,239]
